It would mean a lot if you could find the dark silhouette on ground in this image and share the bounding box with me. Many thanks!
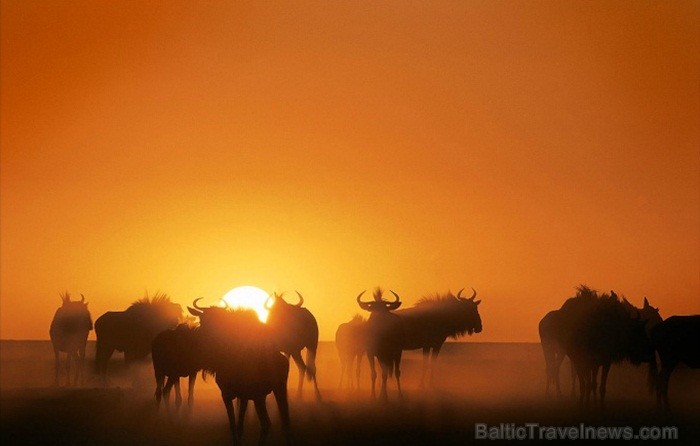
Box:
[559,286,655,408]
[335,314,367,389]
[357,287,404,401]
[94,293,182,385]
[395,288,482,387]
[265,291,321,400]
[188,298,290,446]
[539,289,662,401]
[152,323,201,412]
[49,292,93,387]
[650,315,700,412]
[538,309,571,397]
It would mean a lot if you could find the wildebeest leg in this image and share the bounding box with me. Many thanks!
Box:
[290,351,306,398]
[163,376,176,411]
[395,352,403,399]
[221,393,238,446]
[273,385,291,445]
[569,359,577,399]
[355,353,362,390]
[155,373,165,409]
[66,351,76,387]
[95,343,114,387]
[338,354,346,389]
[420,347,430,388]
[553,351,565,397]
[591,365,599,406]
[53,348,60,387]
[187,373,196,409]
[254,397,271,445]
[173,378,183,410]
[367,354,377,399]
[599,362,611,409]
[429,344,442,388]
[379,360,389,402]
[658,361,677,413]
[305,347,322,401]
[77,347,86,386]
[237,399,248,444]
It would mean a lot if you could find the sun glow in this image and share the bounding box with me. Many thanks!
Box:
[221,286,271,322]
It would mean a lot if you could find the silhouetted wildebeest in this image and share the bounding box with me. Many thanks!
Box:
[188,298,290,446]
[152,323,201,411]
[396,288,482,387]
[335,314,367,389]
[539,309,570,397]
[561,286,655,407]
[49,292,93,386]
[357,287,404,401]
[265,291,321,400]
[95,293,182,385]
[539,288,662,399]
[650,315,700,412]
[621,296,663,335]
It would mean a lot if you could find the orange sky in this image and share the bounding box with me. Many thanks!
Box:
[2,1,698,342]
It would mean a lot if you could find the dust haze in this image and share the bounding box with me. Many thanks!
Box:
[2,340,699,445]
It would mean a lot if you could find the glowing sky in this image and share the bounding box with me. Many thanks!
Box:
[1,1,698,341]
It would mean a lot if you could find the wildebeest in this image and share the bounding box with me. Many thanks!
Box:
[95,293,182,385]
[357,287,404,401]
[49,292,93,386]
[335,314,367,389]
[188,298,290,445]
[539,309,570,397]
[540,290,663,399]
[152,323,201,411]
[395,288,482,387]
[265,291,321,400]
[561,286,655,407]
[650,315,700,412]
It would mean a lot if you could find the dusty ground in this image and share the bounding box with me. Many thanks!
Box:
[1,341,698,445]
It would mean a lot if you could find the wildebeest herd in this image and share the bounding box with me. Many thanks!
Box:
[48,285,699,445]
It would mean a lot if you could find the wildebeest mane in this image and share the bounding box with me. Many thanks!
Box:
[408,292,478,338]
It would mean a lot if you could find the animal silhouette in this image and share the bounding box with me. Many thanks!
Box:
[395,288,482,387]
[335,314,367,389]
[561,286,655,407]
[265,291,321,400]
[95,293,182,385]
[152,323,201,411]
[357,287,404,401]
[188,298,290,446]
[49,292,93,386]
[539,290,661,399]
[650,315,700,412]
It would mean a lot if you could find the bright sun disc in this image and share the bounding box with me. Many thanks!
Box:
[221,286,270,322]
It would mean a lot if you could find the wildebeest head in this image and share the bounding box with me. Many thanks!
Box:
[621,294,663,334]
[357,287,401,312]
[453,288,482,334]
[53,292,94,335]
[626,311,655,365]
[265,291,304,312]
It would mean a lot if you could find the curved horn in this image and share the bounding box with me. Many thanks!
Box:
[455,288,464,299]
[356,290,368,304]
[389,290,400,303]
[265,294,275,310]
[294,291,304,307]
[467,288,477,301]
[192,297,206,310]
[80,294,85,303]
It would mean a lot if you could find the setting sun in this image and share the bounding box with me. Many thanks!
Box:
[221,286,271,323]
